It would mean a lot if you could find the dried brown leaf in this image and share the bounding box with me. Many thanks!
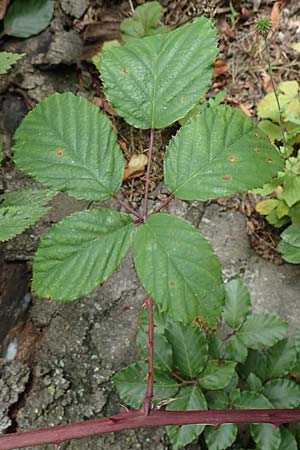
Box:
[0,0,10,20]
[214,60,229,78]
[271,1,281,32]
[123,154,148,181]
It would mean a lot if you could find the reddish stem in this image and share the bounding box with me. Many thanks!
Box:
[142,297,154,415]
[113,195,142,221]
[143,129,155,221]
[152,194,175,215]
[1,409,300,450]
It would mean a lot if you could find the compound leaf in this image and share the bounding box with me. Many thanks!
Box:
[237,313,288,350]
[0,51,25,74]
[166,386,207,450]
[223,278,251,329]
[263,379,300,408]
[32,209,134,300]
[0,189,55,242]
[164,105,283,201]
[14,93,124,201]
[265,338,297,378]
[4,0,54,38]
[113,361,180,409]
[165,322,208,378]
[101,18,218,129]
[134,213,224,326]
[199,360,236,390]
[204,424,238,450]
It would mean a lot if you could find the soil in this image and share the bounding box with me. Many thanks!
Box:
[1,1,300,449]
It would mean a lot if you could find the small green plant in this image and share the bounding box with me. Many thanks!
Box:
[1,14,295,450]
[115,278,300,449]
[255,19,300,264]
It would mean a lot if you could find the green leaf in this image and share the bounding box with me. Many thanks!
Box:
[204,424,238,450]
[295,325,300,354]
[226,335,248,363]
[138,303,169,335]
[234,390,273,409]
[223,278,251,329]
[32,209,134,301]
[137,329,174,373]
[165,322,208,378]
[14,93,125,201]
[256,199,281,216]
[164,105,283,201]
[199,360,236,390]
[265,338,297,378]
[113,361,180,409]
[246,373,263,393]
[134,213,224,326]
[101,18,218,129]
[278,427,297,450]
[208,335,226,360]
[205,391,230,410]
[239,349,268,381]
[166,386,207,450]
[0,189,55,242]
[277,241,300,264]
[258,120,282,143]
[120,1,168,42]
[237,313,288,350]
[263,379,300,408]
[250,423,281,450]
[0,52,25,75]
[280,224,300,247]
[224,371,239,393]
[4,0,54,38]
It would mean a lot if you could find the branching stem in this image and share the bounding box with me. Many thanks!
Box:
[142,297,154,415]
[1,409,300,450]
[143,129,155,221]
[113,195,143,221]
[263,36,288,155]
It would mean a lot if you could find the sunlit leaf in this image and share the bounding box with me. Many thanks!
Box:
[237,313,288,349]
[0,51,25,74]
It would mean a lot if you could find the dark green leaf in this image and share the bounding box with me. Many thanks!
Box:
[0,51,25,74]
[278,427,297,450]
[164,105,284,201]
[120,2,168,42]
[226,335,248,363]
[32,209,134,300]
[199,360,236,390]
[165,322,208,378]
[277,240,300,264]
[295,325,300,354]
[204,424,238,450]
[265,338,297,378]
[166,386,207,450]
[134,213,224,326]
[4,0,54,38]
[223,371,239,393]
[14,93,124,201]
[250,423,281,450]
[205,391,230,410]
[0,189,55,242]
[263,379,300,408]
[234,391,273,409]
[246,373,263,393]
[238,349,268,381]
[208,335,226,360]
[101,18,218,129]
[223,278,251,328]
[113,361,180,409]
[237,313,288,349]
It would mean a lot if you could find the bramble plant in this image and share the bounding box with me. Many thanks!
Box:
[1,12,300,450]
